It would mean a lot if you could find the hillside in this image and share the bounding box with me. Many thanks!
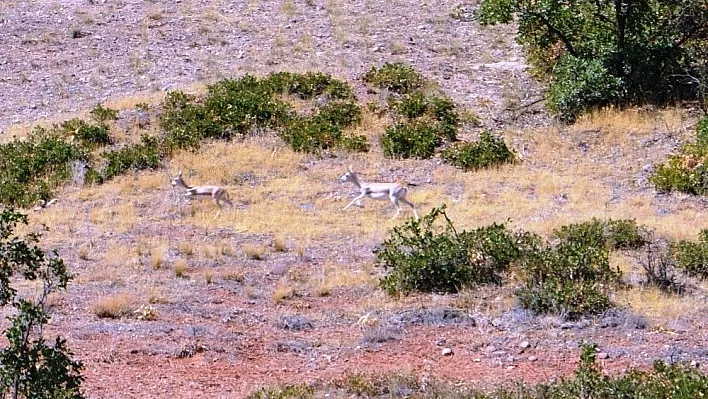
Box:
[1,1,707,398]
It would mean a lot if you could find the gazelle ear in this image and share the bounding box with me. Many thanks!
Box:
[347,165,353,172]
[178,170,183,177]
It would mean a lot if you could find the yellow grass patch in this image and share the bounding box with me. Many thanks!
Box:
[613,286,704,329]
[92,294,137,319]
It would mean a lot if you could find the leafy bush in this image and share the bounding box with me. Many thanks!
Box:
[545,56,625,122]
[362,62,426,95]
[517,235,621,319]
[477,0,708,121]
[441,131,516,171]
[263,71,355,100]
[650,124,708,196]
[279,100,367,154]
[0,128,86,207]
[389,92,459,141]
[100,135,162,181]
[380,120,442,159]
[0,209,84,398]
[670,229,708,279]
[376,206,533,295]
[60,118,112,149]
[89,103,118,123]
[553,218,646,251]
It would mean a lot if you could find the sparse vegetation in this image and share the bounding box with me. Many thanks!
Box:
[362,62,426,95]
[174,259,189,278]
[0,209,85,398]
[249,344,708,398]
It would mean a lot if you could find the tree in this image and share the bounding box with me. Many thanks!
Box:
[0,209,84,399]
[477,0,708,120]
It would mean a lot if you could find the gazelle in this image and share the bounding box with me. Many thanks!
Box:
[171,171,233,216]
[339,167,419,220]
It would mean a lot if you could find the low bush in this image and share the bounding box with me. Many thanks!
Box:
[517,237,621,319]
[380,120,442,159]
[670,229,708,279]
[100,135,162,181]
[263,71,355,100]
[650,116,708,196]
[553,218,646,250]
[59,118,112,149]
[89,103,118,123]
[389,92,459,141]
[376,206,533,295]
[0,128,86,207]
[441,131,516,171]
[362,62,426,94]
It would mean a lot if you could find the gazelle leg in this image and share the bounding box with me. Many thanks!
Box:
[390,197,402,219]
[343,194,367,211]
[399,198,419,220]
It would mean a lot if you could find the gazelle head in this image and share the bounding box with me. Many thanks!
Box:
[171,171,186,187]
[339,166,355,183]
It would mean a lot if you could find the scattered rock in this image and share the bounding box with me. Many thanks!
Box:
[598,352,609,359]
[442,347,454,356]
[528,356,537,362]
[519,341,531,349]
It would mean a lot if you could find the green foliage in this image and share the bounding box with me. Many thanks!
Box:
[545,56,624,122]
[650,119,708,195]
[279,100,367,154]
[553,218,646,250]
[362,62,426,94]
[517,234,621,319]
[89,103,118,123]
[369,64,461,159]
[159,73,362,154]
[441,131,517,171]
[670,229,708,279]
[59,118,112,149]
[0,209,84,399]
[477,0,708,121]
[0,128,86,207]
[263,71,355,100]
[380,121,442,159]
[375,206,533,295]
[100,135,162,181]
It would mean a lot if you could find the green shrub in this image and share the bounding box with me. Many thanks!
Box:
[362,62,426,94]
[159,91,213,151]
[441,131,516,171]
[59,118,112,149]
[389,92,459,141]
[376,206,532,295]
[279,101,367,154]
[517,237,621,319]
[263,71,355,100]
[545,56,625,122]
[101,135,162,180]
[0,209,85,398]
[0,128,86,207]
[670,229,708,279]
[89,103,118,123]
[380,121,442,159]
[553,218,646,251]
[650,140,708,196]
[697,116,708,147]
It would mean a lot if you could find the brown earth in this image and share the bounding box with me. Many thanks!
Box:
[1,1,707,398]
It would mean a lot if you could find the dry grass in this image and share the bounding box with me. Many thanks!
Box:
[92,294,136,319]
[272,282,296,304]
[613,286,705,329]
[311,263,376,296]
[174,259,189,278]
[243,244,267,260]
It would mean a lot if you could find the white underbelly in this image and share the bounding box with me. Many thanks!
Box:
[368,192,390,200]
